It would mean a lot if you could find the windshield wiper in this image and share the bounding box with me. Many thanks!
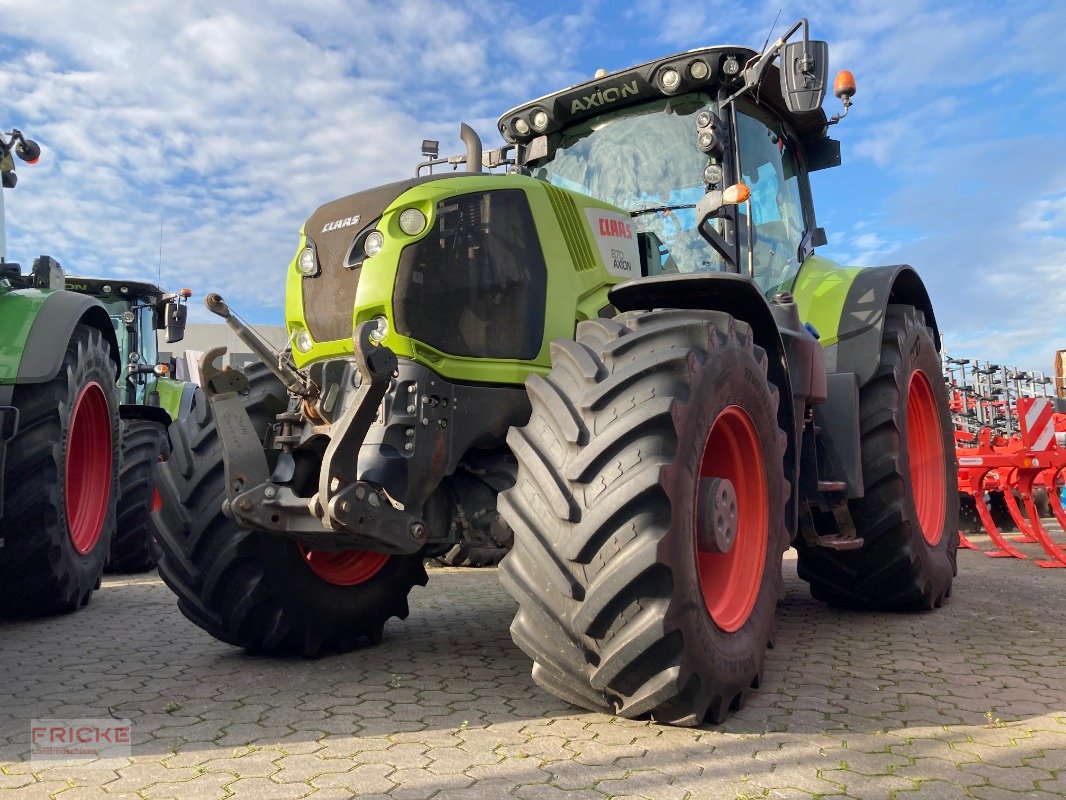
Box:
[629,203,697,217]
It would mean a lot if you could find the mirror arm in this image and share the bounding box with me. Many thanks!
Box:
[826,97,851,127]
[697,214,738,271]
[723,17,809,107]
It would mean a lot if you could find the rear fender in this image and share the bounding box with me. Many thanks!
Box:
[794,261,939,387]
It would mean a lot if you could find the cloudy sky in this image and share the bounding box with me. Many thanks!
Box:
[1,0,1062,372]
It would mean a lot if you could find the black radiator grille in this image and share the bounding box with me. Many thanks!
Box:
[394,189,547,360]
[302,235,361,343]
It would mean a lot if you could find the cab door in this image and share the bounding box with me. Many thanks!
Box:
[733,99,814,298]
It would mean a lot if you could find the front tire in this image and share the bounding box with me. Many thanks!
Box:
[499,310,788,726]
[0,325,119,616]
[797,304,957,610]
[106,419,168,573]
[150,364,427,656]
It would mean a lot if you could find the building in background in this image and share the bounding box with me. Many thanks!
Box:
[161,323,288,384]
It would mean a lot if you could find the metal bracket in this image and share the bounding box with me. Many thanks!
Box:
[315,322,398,513]
[200,348,269,502]
[799,504,864,551]
[228,480,426,554]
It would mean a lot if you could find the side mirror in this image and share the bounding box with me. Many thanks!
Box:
[779,39,829,114]
[164,300,187,344]
[15,139,41,164]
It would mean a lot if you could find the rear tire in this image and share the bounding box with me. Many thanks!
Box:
[150,363,427,656]
[106,419,168,573]
[797,305,957,610]
[0,325,119,617]
[499,310,788,726]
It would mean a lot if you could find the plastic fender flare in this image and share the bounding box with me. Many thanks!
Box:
[119,404,172,428]
[17,291,121,384]
[826,265,940,387]
[609,272,801,538]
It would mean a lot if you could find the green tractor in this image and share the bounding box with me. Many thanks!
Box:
[152,19,957,725]
[0,129,123,615]
[62,276,194,572]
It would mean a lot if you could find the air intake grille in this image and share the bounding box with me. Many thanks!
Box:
[543,184,596,272]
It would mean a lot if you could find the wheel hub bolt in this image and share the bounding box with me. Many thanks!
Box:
[697,477,738,554]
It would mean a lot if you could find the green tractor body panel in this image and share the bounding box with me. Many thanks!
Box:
[790,255,861,348]
[153,375,185,420]
[0,287,49,383]
[792,256,939,386]
[284,173,636,385]
[0,284,120,388]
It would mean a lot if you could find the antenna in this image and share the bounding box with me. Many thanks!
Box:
[760,9,782,55]
[158,216,163,284]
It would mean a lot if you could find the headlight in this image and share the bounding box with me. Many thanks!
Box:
[121,310,136,325]
[297,246,317,275]
[513,117,530,136]
[364,231,384,257]
[295,328,314,353]
[659,67,681,91]
[689,60,710,80]
[530,110,550,132]
[398,208,427,236]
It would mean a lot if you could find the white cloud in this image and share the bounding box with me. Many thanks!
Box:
[0,0,1063,377]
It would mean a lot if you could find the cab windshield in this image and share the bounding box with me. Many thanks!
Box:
[529,92,726,274]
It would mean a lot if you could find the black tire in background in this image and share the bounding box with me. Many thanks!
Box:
[150,363,427,656]
[106,418,168,573]
[796,304,958,610]
[0,325,120,616]
[987,490,1016,532]
[958,492,983,534]
[499,310,788,726]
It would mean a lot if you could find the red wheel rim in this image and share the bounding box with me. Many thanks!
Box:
[907,369,946,545]
[695,406,768,633]
[65,381,112,555]
[299,545,389,586]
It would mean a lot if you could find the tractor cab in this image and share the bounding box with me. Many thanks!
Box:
[62,277,190,405]
[496,20,854,300]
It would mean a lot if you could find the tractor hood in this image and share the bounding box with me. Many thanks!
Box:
[299,173,484,345]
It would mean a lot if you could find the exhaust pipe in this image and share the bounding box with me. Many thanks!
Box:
[460,123,482,173]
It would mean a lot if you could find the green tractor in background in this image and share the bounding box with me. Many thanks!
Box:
[0,129,192,618]
[62,276,194,572]
[152,19,957,725]
[0,129,123,615]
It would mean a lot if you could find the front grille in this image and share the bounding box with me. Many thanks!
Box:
[394,189,547,360]
[299,175,479,344]
[302,234,361,342]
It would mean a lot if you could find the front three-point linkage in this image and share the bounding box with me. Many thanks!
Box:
[200,294,427,555]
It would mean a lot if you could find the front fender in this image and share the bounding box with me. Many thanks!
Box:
[0,288,120,385]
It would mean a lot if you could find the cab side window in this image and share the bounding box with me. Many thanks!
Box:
[735,102,806,296]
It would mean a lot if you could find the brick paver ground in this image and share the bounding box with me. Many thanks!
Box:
[2,526,1064,799]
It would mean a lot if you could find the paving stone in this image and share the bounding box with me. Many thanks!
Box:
[0,545,1062,799]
